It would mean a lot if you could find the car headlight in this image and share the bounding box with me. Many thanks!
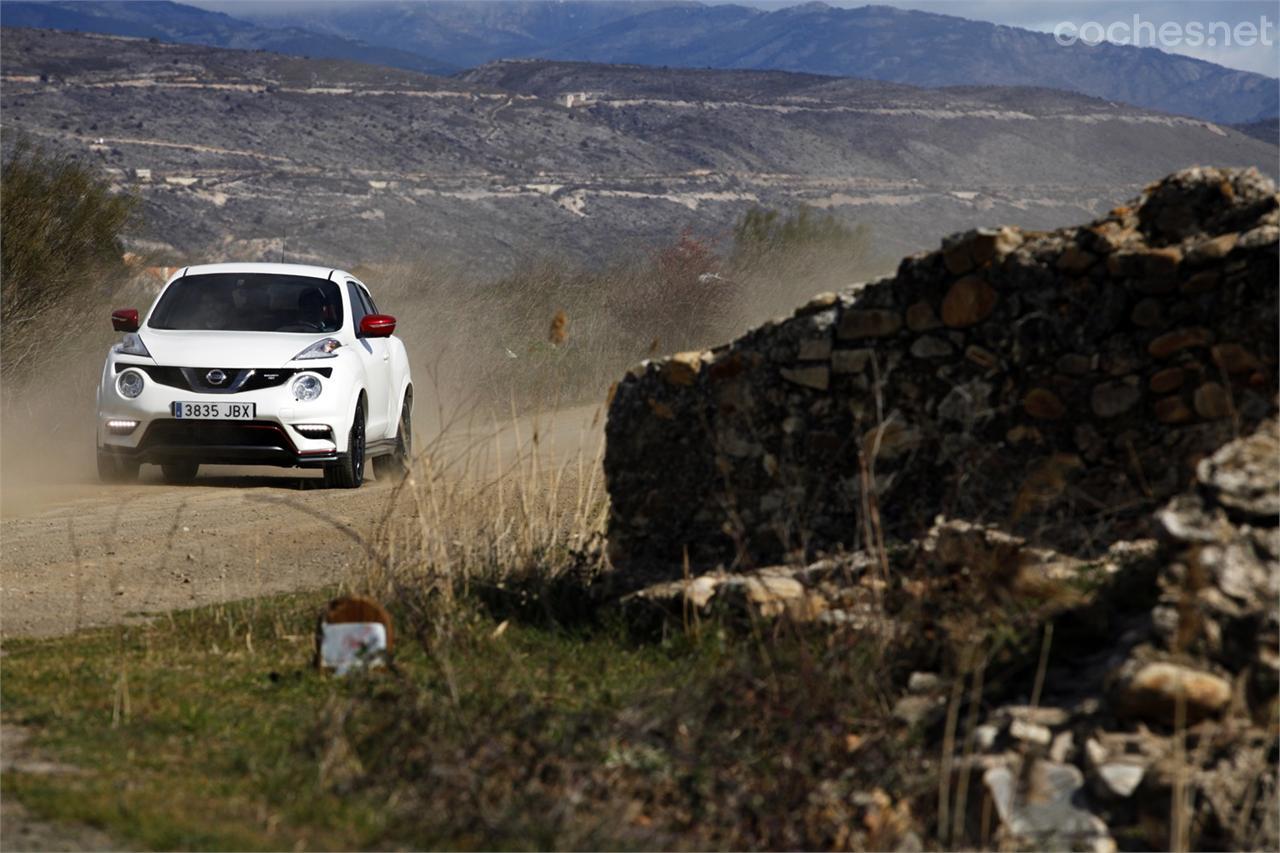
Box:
[117,369,145,399]
[293,338,342,360]
[114,333,151,357]
[292,374,323,401]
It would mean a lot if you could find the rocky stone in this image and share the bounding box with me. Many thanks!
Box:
[1148,327,1213,358]
[1130,298,1166,329]
[605,167,1278,569]
[1010,719,1053,746]
[662,351,704,386]
[1143,246,1183,278]
[893,695,943,727]
[1090,380,1142,418]
[862,420,921,459]
[1210,343,1261,374]
[907,672,941,694]
[1154,396,1193,424]
[1181,269,1221,293]
[964,345,998,369]
[1148,367,1185,393]
[1050,730,1075,764]
[780,365,830,391]
[831,348,872,374]
[798,292,838,313]
[942,226,1022,274]
[909,335,952,359]
[940,275,997,328]
[1057,245,1096,273]
[1023,388,1067,420]
[905,301,941,332]
[1003,706,1071,727]
[838,309,902,340]
[1239,223,1280,249]
[983,761,1111,851]
[973,724,1000,751]
[1055,353,1094,376]
[1114,661,1232,725]
[1095,763,1145,798]
[797,337,833,361]
[1196,421,1280,519]
[1193,382,1231,419]
[1186,232,1238,264]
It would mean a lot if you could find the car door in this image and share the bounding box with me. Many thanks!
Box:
[346,280,391,440]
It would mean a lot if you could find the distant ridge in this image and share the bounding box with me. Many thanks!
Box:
[241,0,1279,124]
[0,0,457,75]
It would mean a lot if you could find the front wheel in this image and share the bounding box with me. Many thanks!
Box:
[97,450,140,484]
[324,405,365,489]
[373,397,412,481]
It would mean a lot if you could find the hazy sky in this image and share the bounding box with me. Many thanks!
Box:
[867,1,1279,75]
[194,0,1280,76]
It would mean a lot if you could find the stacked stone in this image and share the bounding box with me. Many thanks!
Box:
[605,166,1279,571]
[958,419,1279,851]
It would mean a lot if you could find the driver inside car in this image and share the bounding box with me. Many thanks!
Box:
[297,287,328,330]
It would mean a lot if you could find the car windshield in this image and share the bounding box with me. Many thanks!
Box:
[147,274,344,333]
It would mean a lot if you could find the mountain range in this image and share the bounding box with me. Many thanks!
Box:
[2,28,1272,273]
[3,0,1277,126]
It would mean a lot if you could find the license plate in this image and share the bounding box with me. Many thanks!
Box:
[171,401,256,420]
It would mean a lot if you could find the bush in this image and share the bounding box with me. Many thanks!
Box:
[1,139,136,380]
[730,205,872,269]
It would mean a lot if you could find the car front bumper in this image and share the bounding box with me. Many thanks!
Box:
[98,360,349,468]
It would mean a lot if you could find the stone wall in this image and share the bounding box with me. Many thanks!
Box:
[604,167,1279,570]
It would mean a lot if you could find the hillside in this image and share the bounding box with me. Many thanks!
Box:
[2,29,1275,271]
[0,0,457,75]
[5,1,1276,125]
[241,0,1280,124]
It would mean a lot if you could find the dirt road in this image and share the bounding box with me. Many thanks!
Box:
[0,467,406,639]
[0,404,604,640]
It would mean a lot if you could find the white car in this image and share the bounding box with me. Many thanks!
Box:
[96,262,413,488]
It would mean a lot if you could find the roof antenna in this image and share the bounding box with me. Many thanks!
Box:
[279,226,285,264]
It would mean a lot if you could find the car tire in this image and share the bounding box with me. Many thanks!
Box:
[161,461,199,484]
[324,404,365,489]
[97,450,140,484]
[373,396,412,481]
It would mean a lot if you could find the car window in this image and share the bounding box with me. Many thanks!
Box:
[358,286,379,316]
[148,274,343,332]
[346,281,369,328]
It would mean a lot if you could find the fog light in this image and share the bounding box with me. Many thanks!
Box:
[291,374,323,401]
[107,419,140,434]
[294,424,332,439]
[117,370,145,399]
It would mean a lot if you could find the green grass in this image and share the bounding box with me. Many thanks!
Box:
[3,586,921,850]
[0,592,720,849]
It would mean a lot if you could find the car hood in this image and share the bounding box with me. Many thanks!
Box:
[139,329,330,368]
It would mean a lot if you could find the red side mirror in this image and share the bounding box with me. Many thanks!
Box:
[112,308,139,333]
[359,314,396,338]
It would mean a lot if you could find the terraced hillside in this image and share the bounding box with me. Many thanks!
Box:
[2,29,1275,271]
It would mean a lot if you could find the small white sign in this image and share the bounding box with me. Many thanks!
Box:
[320,621,388,675]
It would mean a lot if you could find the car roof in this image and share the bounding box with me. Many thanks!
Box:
[172,263,352,283]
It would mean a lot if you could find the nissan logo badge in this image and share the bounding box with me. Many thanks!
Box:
[206,369,227,385]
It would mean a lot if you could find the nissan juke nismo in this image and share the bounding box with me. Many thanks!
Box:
[97,263,413,488]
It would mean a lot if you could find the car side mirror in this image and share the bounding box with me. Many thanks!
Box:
[359,314,396,338]
[112,308,139,333]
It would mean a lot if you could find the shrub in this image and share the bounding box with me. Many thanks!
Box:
[730,205,872,269]
[1,139,136,381]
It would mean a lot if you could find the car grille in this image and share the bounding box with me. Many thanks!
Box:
[140,420,296,451]
[118,365,331,393]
